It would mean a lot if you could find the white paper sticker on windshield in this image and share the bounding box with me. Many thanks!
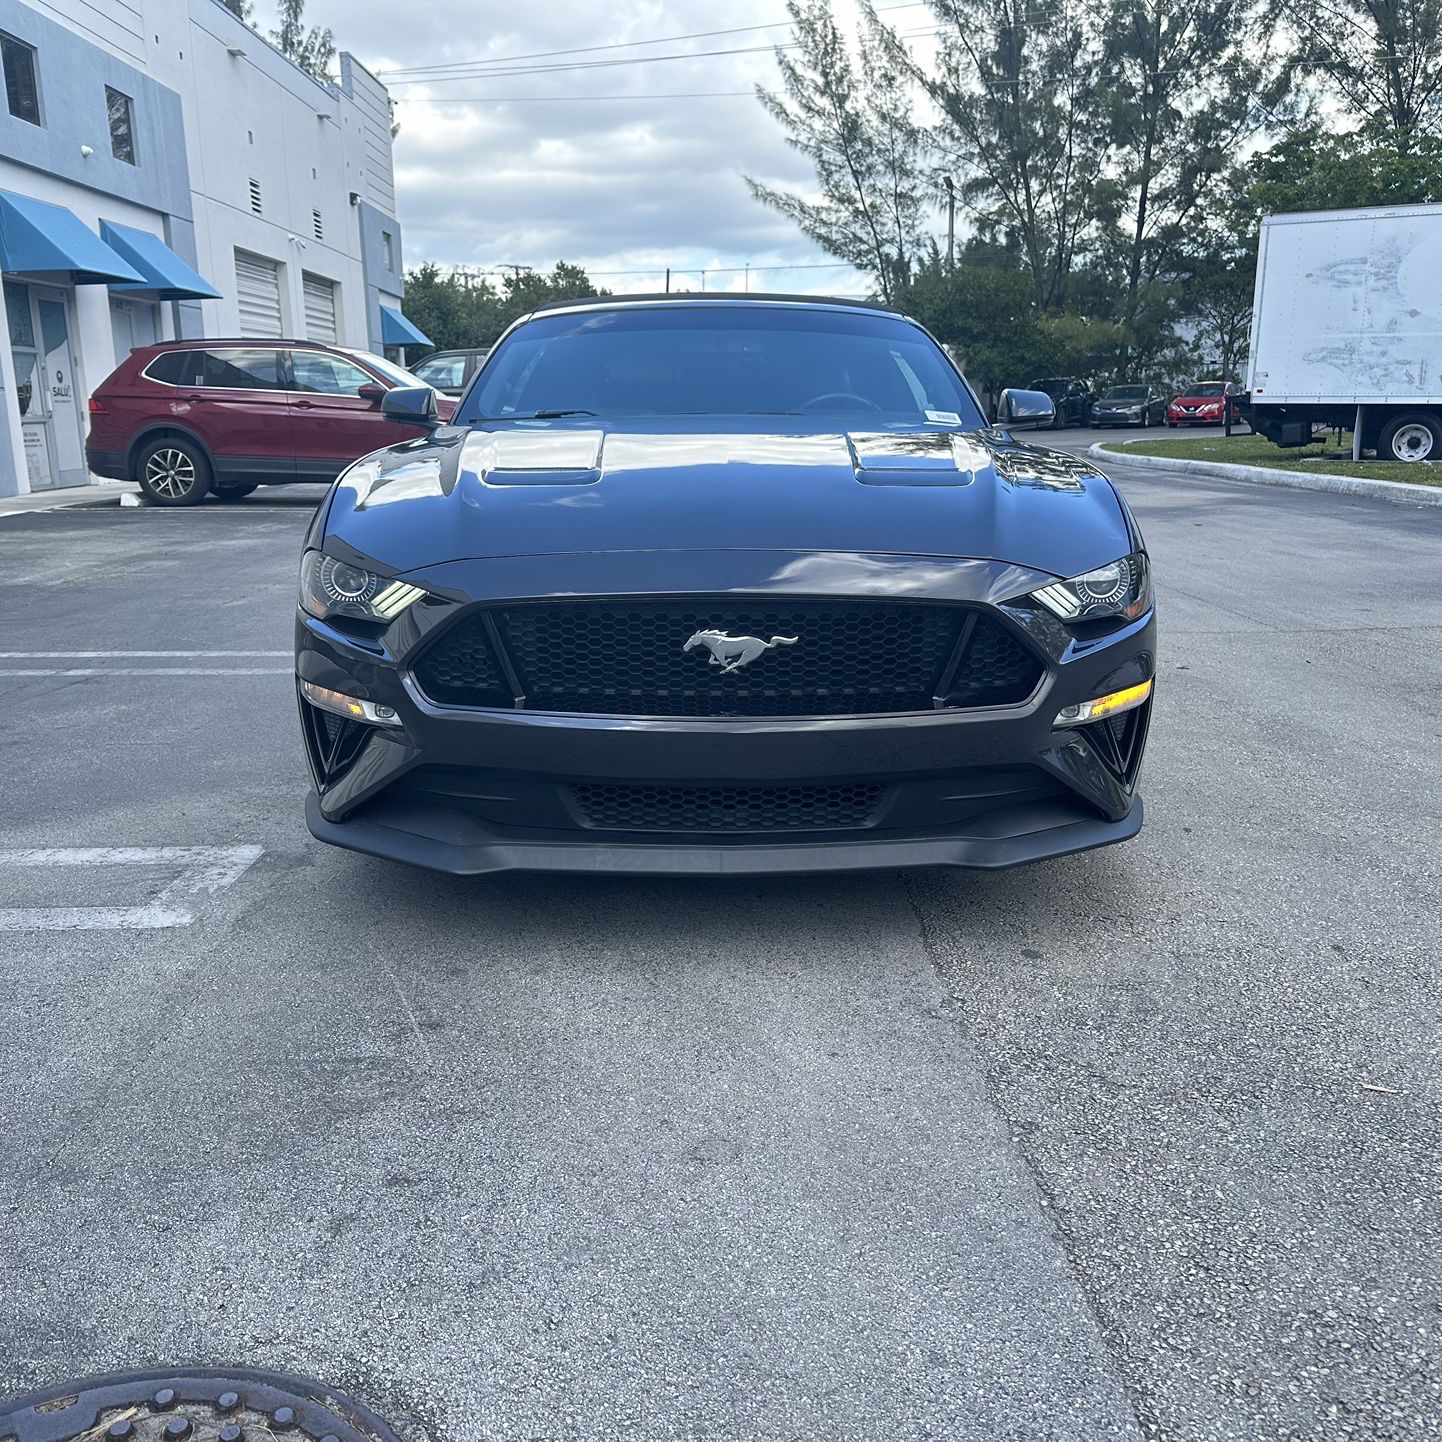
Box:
[925,410,961,424]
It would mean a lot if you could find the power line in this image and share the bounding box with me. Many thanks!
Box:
[383,39,881,86]
[399,92,756,104]
[385,26,946,89]
[376,2,934,80]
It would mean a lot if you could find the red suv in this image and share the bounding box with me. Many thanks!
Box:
[86,339,457,505]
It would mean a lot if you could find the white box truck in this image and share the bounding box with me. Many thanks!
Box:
[1244,202,1442,463]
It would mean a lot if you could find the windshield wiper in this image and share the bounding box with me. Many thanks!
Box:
[521,408,599,420]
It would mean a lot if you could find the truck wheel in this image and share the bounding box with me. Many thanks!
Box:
[136,437,212,505]
[1377,413,1442,463]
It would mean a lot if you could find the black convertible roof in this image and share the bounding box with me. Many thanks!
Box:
[527,292,898,316]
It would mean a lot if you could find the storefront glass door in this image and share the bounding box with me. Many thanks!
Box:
[5,280,85,490]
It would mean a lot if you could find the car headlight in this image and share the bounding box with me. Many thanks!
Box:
[1030,552,1151,622]
[299,550,425,622]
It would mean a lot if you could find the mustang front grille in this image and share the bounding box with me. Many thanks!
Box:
[411,598,1043,718]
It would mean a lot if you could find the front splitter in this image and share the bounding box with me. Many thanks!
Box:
[305,789,1143,876]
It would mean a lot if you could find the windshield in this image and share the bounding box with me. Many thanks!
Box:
[342,349,430,389]
[457,305,986,426]
[1028,378,1070,398]
[1187,382,1226,397]
[1104,387,1148,400]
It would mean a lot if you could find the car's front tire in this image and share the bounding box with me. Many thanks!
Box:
[136,437,211,506]
[214,482,259,501]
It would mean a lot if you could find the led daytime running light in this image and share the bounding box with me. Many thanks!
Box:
[372,581,426,619]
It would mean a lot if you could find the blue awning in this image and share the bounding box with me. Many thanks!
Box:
[100,219,221,300]
[380,305,431,347]
[0,190,145,285]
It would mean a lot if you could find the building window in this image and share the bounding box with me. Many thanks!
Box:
[312,209,324,241]
[248,178,262,214]
[2,32,40,126]
[381,231,394,270]
[106,86,135,163]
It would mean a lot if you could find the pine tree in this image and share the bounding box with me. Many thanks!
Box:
[747,1,926,302]
[870,0,1104,315]
[272,0,335,84]
[1280,0,1442,144]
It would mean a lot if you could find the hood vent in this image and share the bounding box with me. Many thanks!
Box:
[848,431,986,487]
[462,429,604,487]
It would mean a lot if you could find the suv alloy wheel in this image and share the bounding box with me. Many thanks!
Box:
[136,436,212,506]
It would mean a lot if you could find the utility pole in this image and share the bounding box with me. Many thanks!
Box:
[665,267,670,294]
[744,264,750,293]
[943,176,955,272]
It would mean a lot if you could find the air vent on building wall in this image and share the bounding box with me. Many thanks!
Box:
[248,178,262,215]
[312,209,324,241]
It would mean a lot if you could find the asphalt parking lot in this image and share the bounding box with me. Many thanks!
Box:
[2,456,1438,1442]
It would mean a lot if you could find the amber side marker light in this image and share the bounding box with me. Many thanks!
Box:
[1054,679,1153,728]
[301,679,402,727]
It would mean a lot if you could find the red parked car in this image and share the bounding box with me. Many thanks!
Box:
[1166,380,1242,427]
[86,339,457,505]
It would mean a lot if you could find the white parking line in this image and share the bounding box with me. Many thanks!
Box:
[0,668,291,676]
[0,651,293,677]
[0,651,291,658]
[0,846,263,930]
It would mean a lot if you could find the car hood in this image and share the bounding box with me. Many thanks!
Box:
[322,418,1131,580]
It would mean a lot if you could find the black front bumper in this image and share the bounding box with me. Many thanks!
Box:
[305,787,1142,875]
[296,558,1155,876]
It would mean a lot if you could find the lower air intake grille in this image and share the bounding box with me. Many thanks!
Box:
[412,599,1043,717]
[570,782,885,832]
[301,698,370,782]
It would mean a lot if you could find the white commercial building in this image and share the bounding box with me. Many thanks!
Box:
[0,0,429,497]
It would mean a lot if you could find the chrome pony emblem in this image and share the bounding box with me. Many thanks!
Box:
[682,629,798,675]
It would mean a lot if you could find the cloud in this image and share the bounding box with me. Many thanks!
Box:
[252,0,873,294]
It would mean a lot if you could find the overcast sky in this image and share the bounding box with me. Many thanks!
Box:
[249,1,938,295]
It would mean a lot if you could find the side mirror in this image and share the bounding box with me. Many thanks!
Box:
[357,382,386,404]
[997,387,1056,429]
[380,385,440,429]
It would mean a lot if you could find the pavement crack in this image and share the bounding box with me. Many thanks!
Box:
[901,873,1164,1442]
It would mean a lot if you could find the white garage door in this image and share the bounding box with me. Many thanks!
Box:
[234,251,283,337]
[302,273,338,344]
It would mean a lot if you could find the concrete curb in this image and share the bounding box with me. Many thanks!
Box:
[1090,441,1442,508]
[0,481,138,519]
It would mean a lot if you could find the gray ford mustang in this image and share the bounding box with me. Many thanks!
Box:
[295,295,1155,875]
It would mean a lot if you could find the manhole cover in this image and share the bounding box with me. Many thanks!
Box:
[0,1368,405,1442]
